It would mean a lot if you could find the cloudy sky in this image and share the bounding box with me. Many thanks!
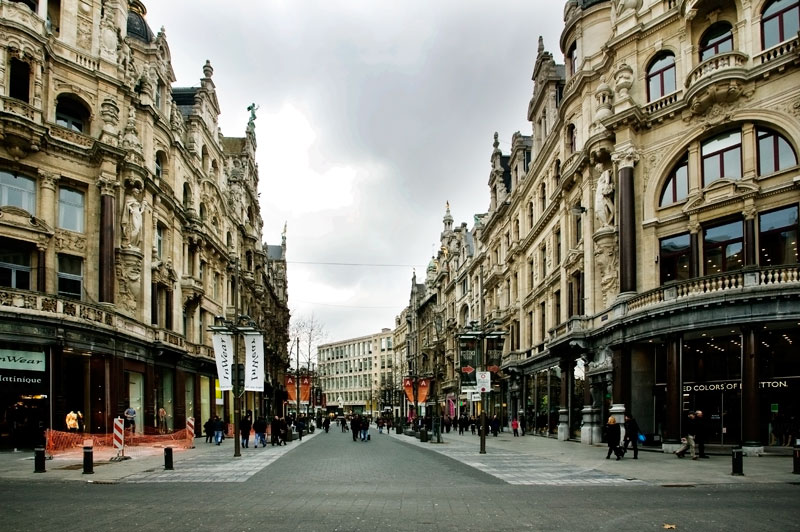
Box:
[144,1,564,346]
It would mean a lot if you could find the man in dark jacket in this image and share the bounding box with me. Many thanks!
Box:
[270,416,280,446]
[695,410,709,458]
[213,416,225,445]
[253,416,267,448]
[351,415,361,442]
[622,414,641,459]
[240,414,252,448]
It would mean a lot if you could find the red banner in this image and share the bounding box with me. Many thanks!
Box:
[285,375,296,403]
[403,377,415,403]
[417,378,430,405]
[300,375,311,404]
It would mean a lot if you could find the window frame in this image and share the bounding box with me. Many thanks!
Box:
[702,219,745,275]
[0,247,32,290]
[0,171,36,213]
[756,127,798,176]
[701,130,742,186]
[761,0,800,49]
[57,254,83,299]
[659,157,689,207]
[699,22,734,62]
[659,232,692,284]
[58,186,85,233]
[646,52,677,102]
[758,205,799,266]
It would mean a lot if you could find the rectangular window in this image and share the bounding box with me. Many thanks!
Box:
[574,209,583,244]
[759,205,799,266]
[9,58,31,103]
[540,246,547,278]
[554,290,561,326]
[58,187,84,232]
[156,225,164,258]
[703,220,744,274]
[660,233,692,284]
[555,229,561,266]
[0,246,31,290]
[0,171,36,213]
[57,254,82,299]
[702,131,742,186]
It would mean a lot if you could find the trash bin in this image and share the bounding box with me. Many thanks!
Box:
[419,428,428,443]
[731,447,744,476]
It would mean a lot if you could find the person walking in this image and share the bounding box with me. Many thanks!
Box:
[695,410,709,458]
[605,416,623,460]
[674,411,698,459]
[203,417,214,443]
[351,415,361,442]
[511,418,520,437]
[360,418,369,442]
[323,417,330,433]
[490,415,500,437]
[296,416,305,441]
[213,416,225,445]
[622,414,640,459]
[240,413,252,449]
[253,416,267,448]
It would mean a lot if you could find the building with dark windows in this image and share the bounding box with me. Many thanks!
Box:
[405,0,799,455]
[0,0,289,449]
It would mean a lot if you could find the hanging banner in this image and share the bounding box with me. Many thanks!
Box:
[212,333,234,391]
[459,337,478,391]
[243,333,264,392]
[486,336,503,373]
[300,375,311,405]
[285,375,297,403]
[417,378,430,404]
[403,377,415,403]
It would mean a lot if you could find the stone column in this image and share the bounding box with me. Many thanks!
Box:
[558,359,572,441]
[663,335,682,451]
[581,360,595,444]
[741,326,763,455]
[743,205,756,267]
[37,247,46,291]
[612,146,639,294]
[689,220,701,278]
[98,177,117,303]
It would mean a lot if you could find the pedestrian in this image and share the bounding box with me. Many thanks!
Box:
[323,417,330,433]
[296,416,305,441]
[213,416,224,445]
[606,416,623,460]
[124,405,137,433]
[253,416,267,448]
[240,413,252,448]
[270,416,280,446]
[360,418,369,442]
[695,410,709,458]
[351,415,360,442]
[378,418,384,434]
[279,417,289,445]
[674,411,697,459]
[511,418,520,437]
[203,417,214,443]
[470,416,476,435]
[490,415,500,437]
[622,414,640,459]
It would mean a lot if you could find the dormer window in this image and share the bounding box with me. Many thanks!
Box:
[699,22,733,61]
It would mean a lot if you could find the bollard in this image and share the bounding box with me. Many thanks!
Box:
[731,447,743,476]
[34,447,46,473]
[793,440,800,475]
[164,447,174,470]
[83,445,94,475]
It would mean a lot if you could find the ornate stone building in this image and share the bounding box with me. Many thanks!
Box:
[0,0,289,448]
[405,0,800,454]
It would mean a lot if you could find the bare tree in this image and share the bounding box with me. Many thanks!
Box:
[289,313,327,370]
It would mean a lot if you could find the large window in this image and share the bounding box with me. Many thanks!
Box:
[58,187,84,232]
[759,205,799,266]
[57,254,82,299]
[702,130,742,185]
[0,245,31,290]
[703,220,744,274]
[699,22,734,61]
[567,42,578,76]
[0,171,36,213]
[646,52,676,102]
[9,58,31,103]
[660,233,691,284]
[762,0,799,49]
[757,128,797,175]
[659,157,689,207]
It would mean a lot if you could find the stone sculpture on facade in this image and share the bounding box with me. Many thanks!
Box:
[594,165,615,228]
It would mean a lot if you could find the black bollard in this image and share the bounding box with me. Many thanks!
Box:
[793,440,800,475]
[34,447,46,473]
[83,445,94,475]
[164,447,173,470]
[731,447,743,476]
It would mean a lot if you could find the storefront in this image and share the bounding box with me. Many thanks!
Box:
[0,345,49,449]
[525,365,561,436]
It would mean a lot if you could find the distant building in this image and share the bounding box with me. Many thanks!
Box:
[0,0,289,448]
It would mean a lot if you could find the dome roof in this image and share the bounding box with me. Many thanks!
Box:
[127,0,154,43]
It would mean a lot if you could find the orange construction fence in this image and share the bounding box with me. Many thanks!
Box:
[46,428,194,454]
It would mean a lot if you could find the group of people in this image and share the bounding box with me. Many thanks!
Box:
[605,414,642,460]
[673,410,710,460]
[202,412,312,447]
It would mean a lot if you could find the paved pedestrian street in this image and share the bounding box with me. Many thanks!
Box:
[1,426,798,532]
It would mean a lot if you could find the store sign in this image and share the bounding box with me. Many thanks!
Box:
[683,379,790,392]
[0,349,45,372]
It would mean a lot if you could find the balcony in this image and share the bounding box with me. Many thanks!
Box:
[684,52,749,114]
[755,34,799,67]
[686,51,748,90]
[644,90,682,117]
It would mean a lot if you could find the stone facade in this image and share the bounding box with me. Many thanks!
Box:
[401,0,800,453]
[0,0,289,448]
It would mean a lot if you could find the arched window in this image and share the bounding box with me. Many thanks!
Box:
[567,124,577,153]
[226,232,232,249]
[567,41,578,76]
[56,94,90,133]
[701,130,742,186]
[154,151,166,179]
[182,183,191,208]
[762,0,799,49]
[646,52,676,102]
[699,22,733,61]
[199,203,207,222]
[757,127,797,175]
[555,159,561,183]
[659,157,689,207]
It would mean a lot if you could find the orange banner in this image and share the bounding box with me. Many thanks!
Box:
[417,378,430,405]
[285,375,297,403]
[403,377,415,403]
[300,375,311,403]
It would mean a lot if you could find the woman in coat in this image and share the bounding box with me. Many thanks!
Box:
[606,416,622,460]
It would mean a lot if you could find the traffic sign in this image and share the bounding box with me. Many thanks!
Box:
[476,371,491,392]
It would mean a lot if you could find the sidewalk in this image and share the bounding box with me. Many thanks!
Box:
[0,431,315,483]
[390,428,799,486]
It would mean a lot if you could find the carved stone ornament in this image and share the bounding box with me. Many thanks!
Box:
[594,164,615,228]
[681,179,759,215]
[594,236,619,306]
[116,249,143,315]
[587,346,613,376]
[611,145,639,168]
[613,63,634,99]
